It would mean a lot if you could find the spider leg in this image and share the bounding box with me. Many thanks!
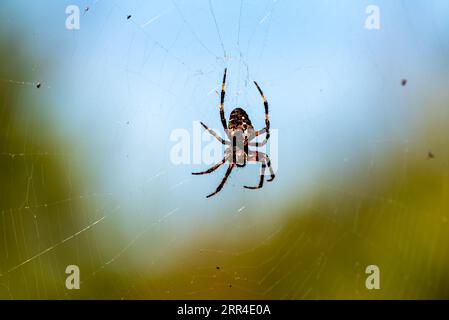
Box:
[247,151,275,184]
[244,160,266,190]
[192,157,226,175]
[248,139,268,147]
[252,81,270,144]
[220,68,228,131]
[255,128,267,136]
[206,163,234,198]
[249,128,268,146]
[200,122,229,145]
[264,154,276,182]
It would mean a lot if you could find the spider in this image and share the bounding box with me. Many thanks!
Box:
[192,68,276,198]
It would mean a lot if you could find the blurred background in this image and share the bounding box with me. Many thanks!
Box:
[0,0,448,299]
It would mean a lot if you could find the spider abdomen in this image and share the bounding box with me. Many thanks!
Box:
[228,108,254,131]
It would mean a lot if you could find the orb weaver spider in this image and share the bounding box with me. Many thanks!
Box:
[192,68,276,198]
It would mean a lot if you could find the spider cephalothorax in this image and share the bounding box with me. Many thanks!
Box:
[192,68,276,198]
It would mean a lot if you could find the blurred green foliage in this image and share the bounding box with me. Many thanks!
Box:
[0,31,119,299]
[161,142,449,299]
[0,32,75,299]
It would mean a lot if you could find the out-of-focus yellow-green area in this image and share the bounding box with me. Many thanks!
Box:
[1,31,448,300]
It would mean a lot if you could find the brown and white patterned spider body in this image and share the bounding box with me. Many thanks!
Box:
[192,69,276,198]
[227,108,254,167]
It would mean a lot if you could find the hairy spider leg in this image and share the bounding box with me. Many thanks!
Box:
[192,157,227,176]
[249,81,271,147]
[200,122,229,145]
[206,164,235,198]
[242,135,249,167]
[264,155,275,182]
[245,151,275,188]
[244,160,266,190]
[220,68,228,131]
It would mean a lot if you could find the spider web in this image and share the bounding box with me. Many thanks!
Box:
[1,0,449,299]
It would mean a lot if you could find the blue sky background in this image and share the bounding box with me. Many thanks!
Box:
[2,0,449,241]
